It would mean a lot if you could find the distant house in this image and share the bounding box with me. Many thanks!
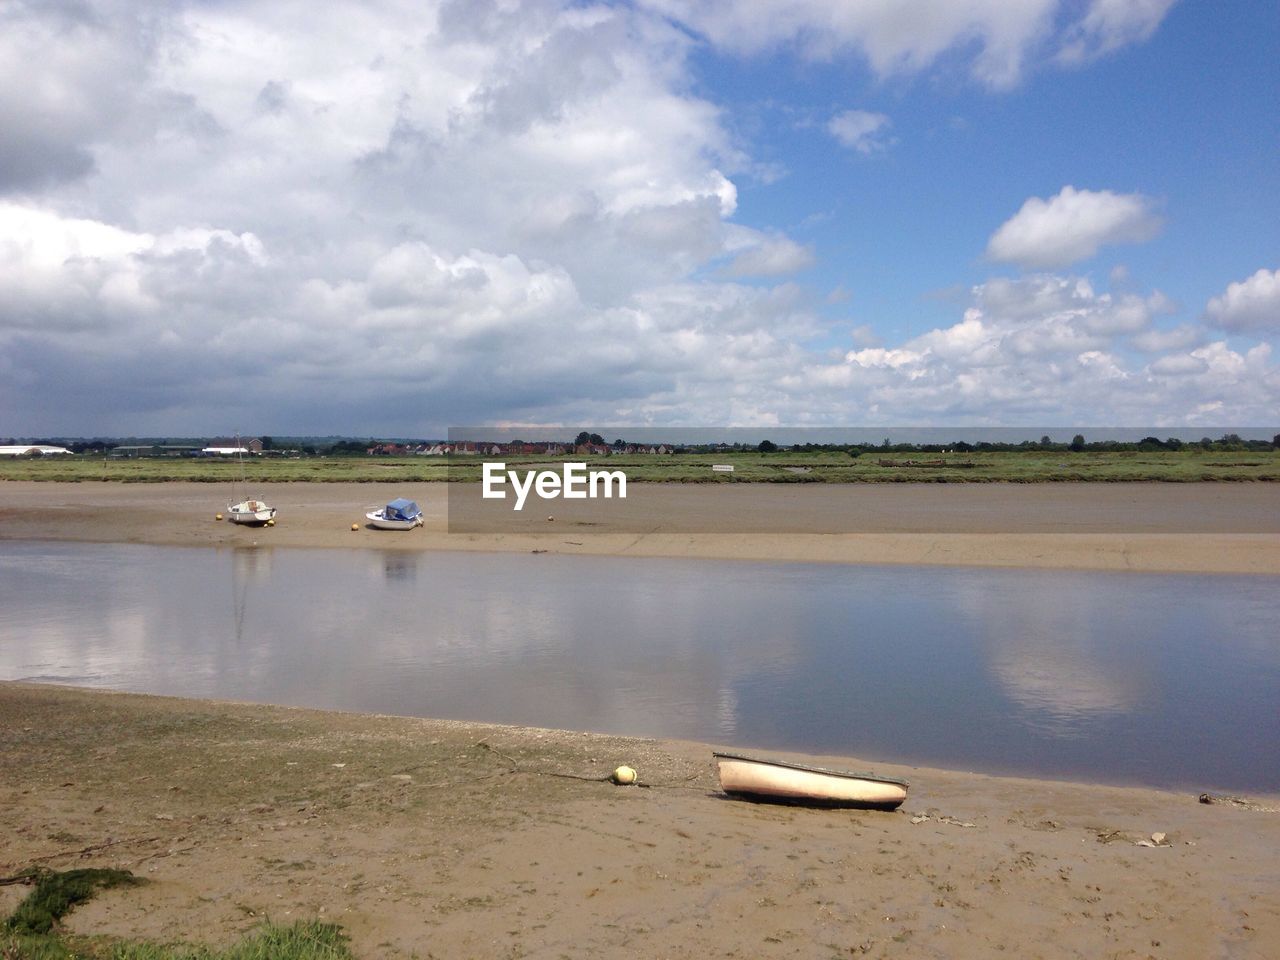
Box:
[438,440,574,456]
[203,437,264,455]
[0,445,72,456]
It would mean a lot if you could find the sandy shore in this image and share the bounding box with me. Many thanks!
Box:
[3,480,1280,573]
[2,683,1277,958]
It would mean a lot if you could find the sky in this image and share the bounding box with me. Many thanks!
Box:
[1,0,1277,437]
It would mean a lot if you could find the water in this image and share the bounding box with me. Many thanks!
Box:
[1,542,1276,792]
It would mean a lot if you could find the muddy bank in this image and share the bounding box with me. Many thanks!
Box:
[2,683,1277,958]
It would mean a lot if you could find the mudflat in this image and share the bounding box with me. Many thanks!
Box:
[2,480,1279,573]
[2,683,1277,959]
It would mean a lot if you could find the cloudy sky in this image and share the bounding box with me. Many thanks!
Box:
[2,0,1277,436]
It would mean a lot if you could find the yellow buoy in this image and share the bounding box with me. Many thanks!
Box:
[266,518,275,526]
[351,523,359,531]
[612,765,637,785]
[215,513,223,521]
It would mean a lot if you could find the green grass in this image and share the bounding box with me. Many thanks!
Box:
[1,869,355,960]
[4,868,142,936]
[0,456,451,484]
[2,448,1277,483]
[2,921,355,960]
[110,921,354,959]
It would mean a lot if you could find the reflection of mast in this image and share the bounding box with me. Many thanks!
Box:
[232,567,246,642]
[230,547,270,642]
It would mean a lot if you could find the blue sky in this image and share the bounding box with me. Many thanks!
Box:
[711,0,1278,342]
[1,0,1276,436]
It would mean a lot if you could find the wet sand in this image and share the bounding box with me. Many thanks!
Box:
[2,480,1280,573]
[2,683,1277,959]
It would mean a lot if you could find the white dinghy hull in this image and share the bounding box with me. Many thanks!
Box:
[364,511,424,530]
[714,752,908,810]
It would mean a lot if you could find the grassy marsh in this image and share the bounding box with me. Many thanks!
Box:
[1,448,1276,484]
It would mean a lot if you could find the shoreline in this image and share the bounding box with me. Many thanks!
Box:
[3,682,1277,958]
[4,479,1280,574]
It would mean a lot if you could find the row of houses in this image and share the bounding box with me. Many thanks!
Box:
[368,442,674,456]
[4,437,676,458]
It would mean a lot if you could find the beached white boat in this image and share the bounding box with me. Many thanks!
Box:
[224,438,276,526]
[713,752,908,810]
[365,497,424,530]
[227,498,276,525]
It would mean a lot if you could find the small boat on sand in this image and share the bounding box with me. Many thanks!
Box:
[227,498,276,526]
[713,752,908,810]
[224,435,276,526]
[366,497,424,530]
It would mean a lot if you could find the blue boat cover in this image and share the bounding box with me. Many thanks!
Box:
[384,498,419,521]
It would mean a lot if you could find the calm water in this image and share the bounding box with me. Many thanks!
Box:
[1,542,1277,792]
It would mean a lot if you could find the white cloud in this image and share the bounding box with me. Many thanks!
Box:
[1131,323,1201,353]
[0,3,162,191]
[1148,353,1207,377]
[0,202,150,269]
[639,0,1059,89]
[782,273,1278,424]
[986,186,1162,269]
[848,324,879,347]
[726,234,815,277]
[0,201,264,330]
[975,275,1167,342]
[0,0,1271,434]
[1058,0,1177,64]
[1205,268,1280,332]
[0,0,781,428]
[827,110,892,154]
[639,0,1171,89]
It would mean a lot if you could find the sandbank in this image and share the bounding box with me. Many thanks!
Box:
[3,480,1280,573]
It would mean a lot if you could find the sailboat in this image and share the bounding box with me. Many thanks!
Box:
[225,436,276,526]
[227,496,275,525]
